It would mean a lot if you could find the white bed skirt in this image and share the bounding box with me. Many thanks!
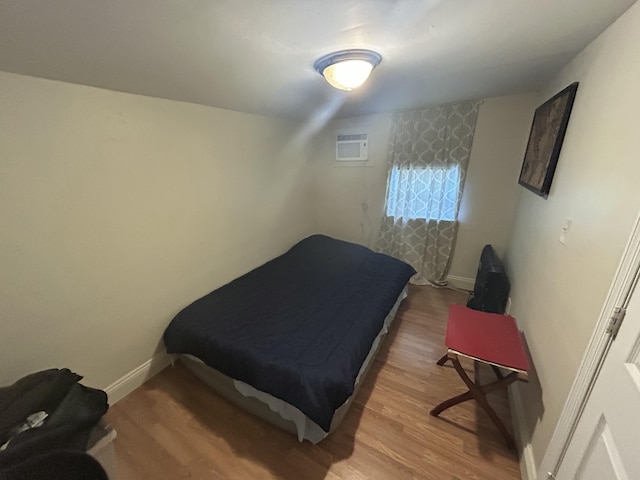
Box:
[179,284,408,443]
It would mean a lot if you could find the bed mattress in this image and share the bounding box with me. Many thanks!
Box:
[163,234,415,433]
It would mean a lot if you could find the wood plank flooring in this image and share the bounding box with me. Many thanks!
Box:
[106,285,521,479]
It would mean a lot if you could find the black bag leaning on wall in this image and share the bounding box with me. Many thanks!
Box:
[0,368,109,471]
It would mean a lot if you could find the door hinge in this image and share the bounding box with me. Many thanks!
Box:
[546,473,556,480]
[606,306,626,339]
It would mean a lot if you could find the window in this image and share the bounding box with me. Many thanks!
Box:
[385,165,461,221]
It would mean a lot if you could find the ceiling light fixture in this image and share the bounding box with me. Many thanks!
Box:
[314,49,382,91]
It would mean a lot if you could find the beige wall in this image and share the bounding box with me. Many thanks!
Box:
[0,72,316,389]
[312,94,537,286]
[311,113,392,249]
[450,94,537,283]
[505,1,640,468]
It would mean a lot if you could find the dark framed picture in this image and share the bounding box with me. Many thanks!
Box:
[518,82,579,198]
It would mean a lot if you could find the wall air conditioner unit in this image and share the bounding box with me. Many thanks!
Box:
[336,132,369,161]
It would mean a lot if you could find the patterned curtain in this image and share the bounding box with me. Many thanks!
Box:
[377,102,480,285]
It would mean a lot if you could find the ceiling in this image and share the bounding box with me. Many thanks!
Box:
[0,0,635,119]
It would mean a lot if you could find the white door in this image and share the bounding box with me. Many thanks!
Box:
[556,274,640,479]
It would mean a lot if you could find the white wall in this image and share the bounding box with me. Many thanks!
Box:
[312,94,537,286]
[505,1,640,468]
[0,72,316,390]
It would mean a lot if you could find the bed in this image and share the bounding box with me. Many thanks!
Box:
[163,234,415,442]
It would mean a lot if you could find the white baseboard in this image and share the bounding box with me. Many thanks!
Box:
[446,275,475,291]
[105,352,172,405]
[508,382,537,480]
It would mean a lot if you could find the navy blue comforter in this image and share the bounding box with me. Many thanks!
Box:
[163,235,415,432]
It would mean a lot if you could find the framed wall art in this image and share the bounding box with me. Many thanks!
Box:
[518,82,579,198]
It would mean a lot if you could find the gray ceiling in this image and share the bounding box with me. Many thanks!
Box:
[0,0,636,119]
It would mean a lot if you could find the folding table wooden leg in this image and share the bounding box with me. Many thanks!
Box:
[436,353,450,366]
[430,353,518,450]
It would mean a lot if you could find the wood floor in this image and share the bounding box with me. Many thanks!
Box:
[106,285,521,479]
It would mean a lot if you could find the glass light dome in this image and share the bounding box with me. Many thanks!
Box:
[322,59,374,91]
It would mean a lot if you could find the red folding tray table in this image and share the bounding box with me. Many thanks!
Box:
[430,304,530,449]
